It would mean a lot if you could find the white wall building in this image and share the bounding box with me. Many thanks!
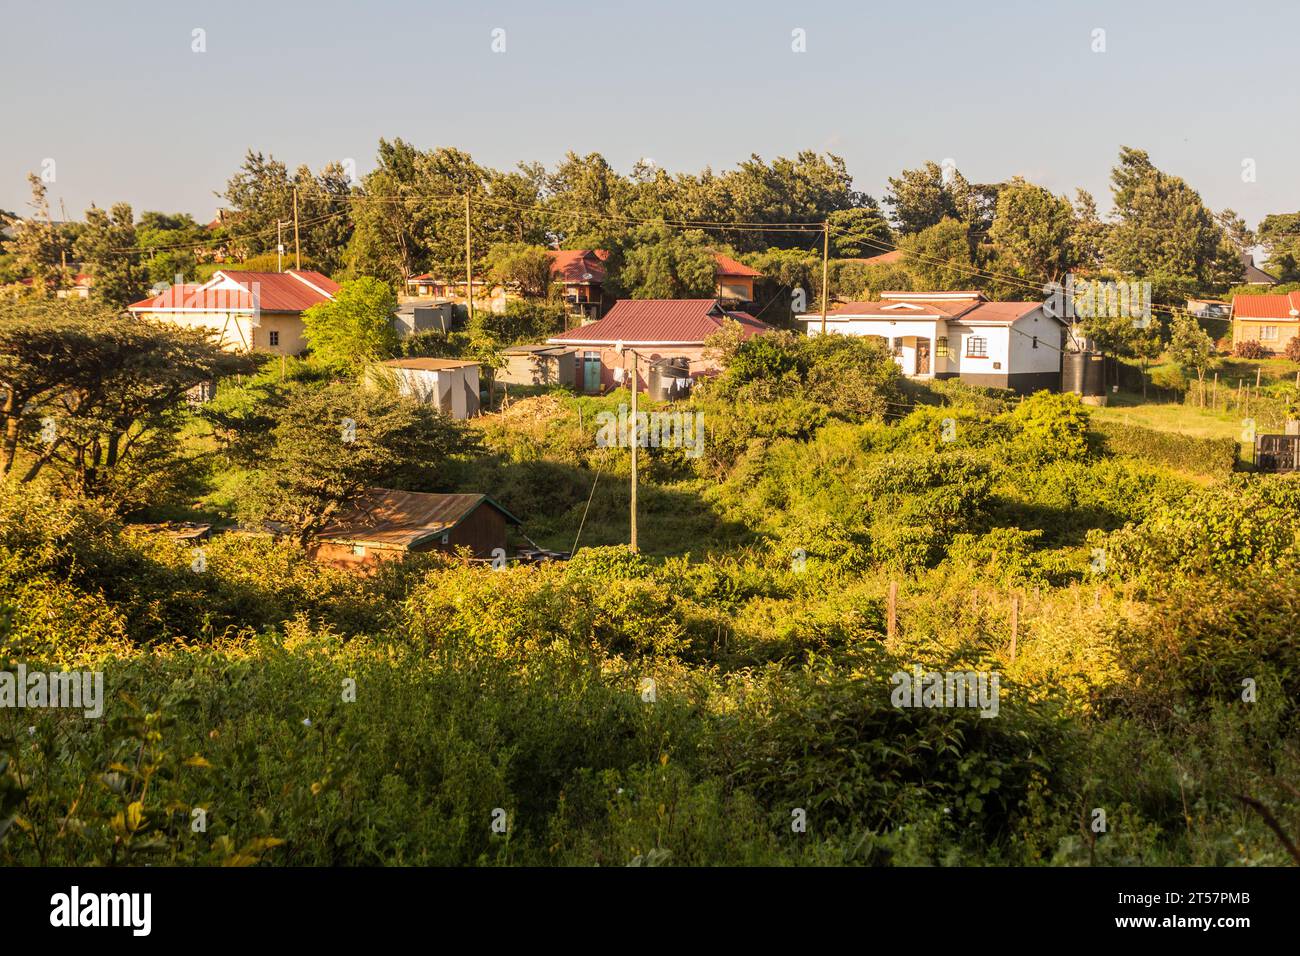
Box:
[797,292,1065,393]
[378,358,481,419]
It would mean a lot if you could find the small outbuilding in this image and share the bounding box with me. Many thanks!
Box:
[378,357,481,418]
[498,344,579,388]
[310,488,521,568]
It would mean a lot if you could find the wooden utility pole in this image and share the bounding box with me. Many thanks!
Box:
[820,220,830,336]
[465,191,475,325]
[629,349,639,552]
[292,186,301,269]
[887,580,898,640]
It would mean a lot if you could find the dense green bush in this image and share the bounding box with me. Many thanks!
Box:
[1091,419,1238,476]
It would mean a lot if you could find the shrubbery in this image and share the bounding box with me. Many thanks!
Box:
[1090,419,1238,477]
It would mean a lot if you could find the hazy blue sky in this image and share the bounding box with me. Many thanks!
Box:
[3,0,1298,230]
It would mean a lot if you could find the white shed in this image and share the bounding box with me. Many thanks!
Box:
[379,358,481,418]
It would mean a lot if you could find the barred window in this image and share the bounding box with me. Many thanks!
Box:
[966,336,988,358]
[269,330,280,346]
[891,337,903,356]
[936,336,948,357]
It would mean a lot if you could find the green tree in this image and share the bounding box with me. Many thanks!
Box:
[486,242,553,298]
[135,211,207,286]
[233,380,475,542]
[827,206,893,258]
[1257,212,1300,281]
[222,151,355,273]
[73,203,145,308]
[1105,147,1238,299]
[302,277,400,375]
[614,224,716,299]
[899,218,980,290]
[4,174,63,293]
[0,297,251,502]
[1168,312,1216,401]
[989,178,1077,285]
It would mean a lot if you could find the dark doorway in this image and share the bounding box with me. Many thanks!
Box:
[916,338,931,375]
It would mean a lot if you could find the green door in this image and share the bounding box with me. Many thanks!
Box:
[583,352,601,393]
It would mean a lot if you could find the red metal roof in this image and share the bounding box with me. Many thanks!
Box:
[548,249,607,284]
[713,253,763,278]
[547,299,771,345]
[1232,292,1300,320]
[128,269,337,313]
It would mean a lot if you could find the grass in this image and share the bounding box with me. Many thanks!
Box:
[1089,390,1243,442]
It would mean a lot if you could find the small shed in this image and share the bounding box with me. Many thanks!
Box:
[392,301,455,337]
[310,488,521,568]
[379,358,481,418]
[498,345,578,388]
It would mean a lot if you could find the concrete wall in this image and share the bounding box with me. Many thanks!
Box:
[1234,319,1300,354]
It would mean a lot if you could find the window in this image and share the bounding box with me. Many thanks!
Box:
[1261,326,1278,341]
[935,336,949,357]
[269,330,280,347]
[891,337,904,356]
[966,336,988,358]
[350,544,366,557]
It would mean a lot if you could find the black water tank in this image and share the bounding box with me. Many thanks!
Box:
[1062,351,1105,397]
[648,358,691,401]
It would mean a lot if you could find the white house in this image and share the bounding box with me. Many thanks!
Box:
[377,358,480,418]
[797,291,1065,394]
[128,269,338,355]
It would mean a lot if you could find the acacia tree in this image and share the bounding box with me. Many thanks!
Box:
[0,298,251,503]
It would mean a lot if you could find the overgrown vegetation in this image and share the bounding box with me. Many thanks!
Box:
[2,323,1296,867]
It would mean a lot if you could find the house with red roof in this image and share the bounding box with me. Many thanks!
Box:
[1231,291,1300,355]
[549,249,610,320]
[128,269,338,354]
[797,291,1065,393]
[712,253,763,303]
[545,298,772,394]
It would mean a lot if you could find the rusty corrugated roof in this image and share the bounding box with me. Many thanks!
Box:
[318,488,520,550]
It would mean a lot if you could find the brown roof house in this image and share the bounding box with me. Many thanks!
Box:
[797,291,1065,393]
[310,489,521,569]
[546,298,773,394]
